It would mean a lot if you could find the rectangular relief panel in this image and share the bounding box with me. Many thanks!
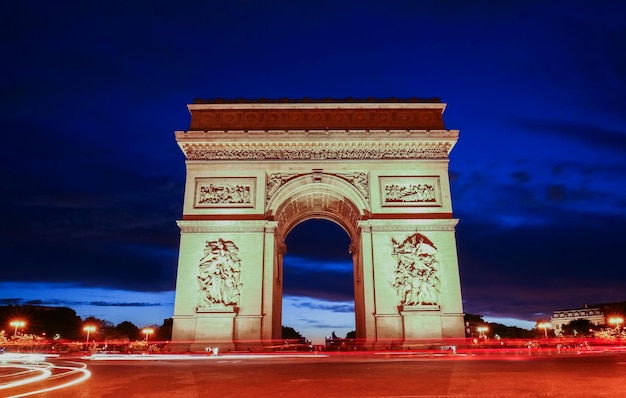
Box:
[194,177,256,208]
[379,176,442,207]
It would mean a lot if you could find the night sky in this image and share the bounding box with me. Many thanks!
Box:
[2,1,625,341]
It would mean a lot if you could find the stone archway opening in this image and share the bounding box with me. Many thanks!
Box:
[282,219,354,344]
[266,173,369,344]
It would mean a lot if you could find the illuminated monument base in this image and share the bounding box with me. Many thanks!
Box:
[171,99,465,351]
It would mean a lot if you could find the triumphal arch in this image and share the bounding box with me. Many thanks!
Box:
[172,98,465,350]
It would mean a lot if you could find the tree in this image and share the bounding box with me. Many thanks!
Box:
[561,319,600,337]
[282,326,304,340]
[82,316,114,340]
[464,313,485,325]
[156,318,173,342]
[115,321,140,340]
[0,305,82,340]
[488,322,534,339]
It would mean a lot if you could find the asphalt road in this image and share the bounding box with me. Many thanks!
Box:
[4,352,626,398]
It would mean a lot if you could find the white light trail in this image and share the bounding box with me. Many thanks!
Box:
[0,355,91,397]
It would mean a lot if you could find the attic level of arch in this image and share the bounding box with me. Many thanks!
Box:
[187,104,447,131]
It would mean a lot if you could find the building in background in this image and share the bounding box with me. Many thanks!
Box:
[550,306,605,336]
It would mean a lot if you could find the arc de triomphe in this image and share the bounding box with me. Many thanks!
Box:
[172,99,465,350]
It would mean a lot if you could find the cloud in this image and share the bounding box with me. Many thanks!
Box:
[282,256,354,302]
[9,297,169,309]
[288,297,354,313]
[0,298,22,305]
[458,210,626,321]
[282,296,355,341]
[282,222,354,302]
[518,119,626,154]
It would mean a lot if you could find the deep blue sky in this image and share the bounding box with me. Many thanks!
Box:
[2,1,625,340]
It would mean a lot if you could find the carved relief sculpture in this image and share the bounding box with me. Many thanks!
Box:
[198,184,251,205]
[267,171,369,203]
[266,172,298,202]
[197,239,243,311]
[385,183,436,203]
[391,233,441,307]
[337,172,369,200]
[183,145,451,161]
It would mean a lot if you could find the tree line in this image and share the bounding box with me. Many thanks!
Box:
[0,305,172,342]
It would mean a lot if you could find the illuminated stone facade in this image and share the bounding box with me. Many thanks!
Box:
[172,99,465,350]
[550,307,605,335]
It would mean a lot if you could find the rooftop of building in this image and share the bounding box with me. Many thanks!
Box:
[193,97,442,104]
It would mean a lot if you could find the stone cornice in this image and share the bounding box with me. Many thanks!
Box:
[176,129,458,140]
[192,97,442,105]
[177,220,268,233]
[189,102,445,110]
[176,131,458,161]
[359,219,459,232]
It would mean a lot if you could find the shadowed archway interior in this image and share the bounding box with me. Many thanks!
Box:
[282,219,355,340]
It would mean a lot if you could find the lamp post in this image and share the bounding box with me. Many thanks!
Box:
[538,322,551,341]
[10,320,25,336]
[142,328,154,343]
[609,317,623,331]
[477,326,489,339]
[83,325,96,344]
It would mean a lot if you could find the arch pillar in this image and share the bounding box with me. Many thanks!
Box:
[355,221,377,348]
[262,221,279,342]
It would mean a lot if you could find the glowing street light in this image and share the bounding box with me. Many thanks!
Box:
[142,328,154,343]
[10,320,26,336]
[83,325,96,344]
[609,317,623,330]
[477,326,489,339]
[538,322,551,340]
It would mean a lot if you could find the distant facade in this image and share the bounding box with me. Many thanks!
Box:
[550,306,605,335]
[171,99,465,350]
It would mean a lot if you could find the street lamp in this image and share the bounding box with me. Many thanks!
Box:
[83,325,96,344]
[609,317,623,330]
[538,322,551,340]
[477,326,489,339]
[10,320,25,336]
[142,328,154,343]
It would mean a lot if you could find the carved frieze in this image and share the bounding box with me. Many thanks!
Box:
[197,239,243,312]
[183,143,452,161]
[199,184,250,204]
[385,183,435,203]
[391,233,441,308]
[194,177,255,208]
[380,176,441,207]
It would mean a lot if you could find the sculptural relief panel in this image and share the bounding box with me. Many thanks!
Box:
[197,238,243,312]
[380,176,441,207]
[391,233,441,309]
[194,177,255,208]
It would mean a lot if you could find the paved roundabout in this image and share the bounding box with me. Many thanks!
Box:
[2,351,625,397]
